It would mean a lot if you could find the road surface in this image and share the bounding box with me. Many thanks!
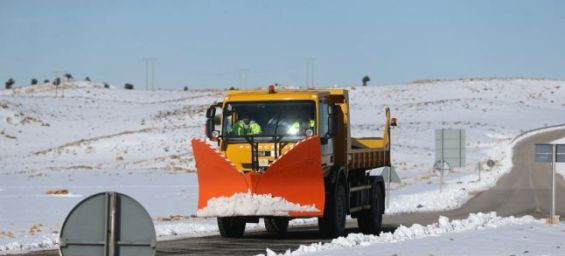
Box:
[11,128,565,256]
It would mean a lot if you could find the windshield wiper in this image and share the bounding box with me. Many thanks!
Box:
[272,115,287,158]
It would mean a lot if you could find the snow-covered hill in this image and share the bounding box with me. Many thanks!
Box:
[0,78,564,254]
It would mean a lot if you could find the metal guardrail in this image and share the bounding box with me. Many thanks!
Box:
[511,123,565,144]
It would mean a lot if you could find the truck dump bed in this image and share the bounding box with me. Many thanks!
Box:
[328,89,392,172]
[347,107,392,171]
[349,136,390,170]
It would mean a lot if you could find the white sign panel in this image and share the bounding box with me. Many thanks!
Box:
[556,144,565,163]
[435,129,466,168]
[535,144,553,163]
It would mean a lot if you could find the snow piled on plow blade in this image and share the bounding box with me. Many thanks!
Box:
[192,136,326,217]
[196,192,319,217]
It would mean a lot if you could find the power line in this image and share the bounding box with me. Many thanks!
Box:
[143,58,157,91]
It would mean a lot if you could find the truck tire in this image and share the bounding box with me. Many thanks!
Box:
[318,183,347,238]
[357,182,383,235]
[264,217,289,234]
[217,217,246,237]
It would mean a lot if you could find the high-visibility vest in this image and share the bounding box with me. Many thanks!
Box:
[234,120,262,135]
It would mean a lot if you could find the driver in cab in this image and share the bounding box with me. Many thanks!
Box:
[233,113,262,136]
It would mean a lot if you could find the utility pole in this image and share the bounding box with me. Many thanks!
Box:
[238,68,249,89]
[52,70,65,97]
[305,58,315,88]
[143,58,157,91]
[144,60,149,90]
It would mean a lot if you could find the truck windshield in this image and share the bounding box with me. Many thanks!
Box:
[222,101,316,139]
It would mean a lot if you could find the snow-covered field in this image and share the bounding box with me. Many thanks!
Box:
[1,78,564,254]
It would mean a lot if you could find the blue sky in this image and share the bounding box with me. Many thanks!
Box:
[1,0,564,89]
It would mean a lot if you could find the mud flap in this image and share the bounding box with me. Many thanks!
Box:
[191,136,325,217]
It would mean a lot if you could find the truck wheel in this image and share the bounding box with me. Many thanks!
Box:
[217,217,246,237]
[264,217,289,234]
[357,183,383,235]
[318,183,347,238]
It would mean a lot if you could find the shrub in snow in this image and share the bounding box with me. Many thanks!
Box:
[362,75,370,86]
[104,83,110,89]
[184,86,188,91]
[64,73,73,80]
[124,83,134,90]
[52,78,61,86]
[5,78,15,89]
[85,76,91,82]
[31,78,38,85]
[43,79,50,83]
[45,188,69,195]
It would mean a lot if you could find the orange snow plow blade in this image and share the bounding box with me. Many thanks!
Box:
[191,136,325,217]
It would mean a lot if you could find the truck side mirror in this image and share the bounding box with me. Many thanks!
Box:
[328,105,339,137]
[205,105,219,140]
[206,105,216,118]
[328,104,336,115]
[205,118,215,139]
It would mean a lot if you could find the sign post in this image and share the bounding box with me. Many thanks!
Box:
[381,166,401,208]
[535,143,562,224]
[551,145,556,223]
[433,160,450,193]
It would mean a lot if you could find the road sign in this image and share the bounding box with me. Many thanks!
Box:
[435,129,466,168]
[535,144,553,163]
[381,166,401,183]
[433,160,450,176]
[60,192,156,256]
[556,144,565,163]
[486,159,496,168]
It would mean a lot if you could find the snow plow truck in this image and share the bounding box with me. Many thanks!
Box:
[192,85,396,238]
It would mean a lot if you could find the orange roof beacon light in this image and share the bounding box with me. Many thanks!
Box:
[268,84,276,94]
